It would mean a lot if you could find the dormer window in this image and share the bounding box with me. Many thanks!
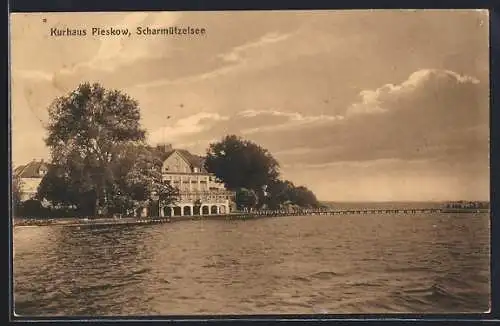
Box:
[193,167,199,173]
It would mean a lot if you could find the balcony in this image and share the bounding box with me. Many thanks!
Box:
[174,190,235,204]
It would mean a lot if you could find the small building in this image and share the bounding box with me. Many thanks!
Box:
[158,148,234,217]
[13,159,49,201]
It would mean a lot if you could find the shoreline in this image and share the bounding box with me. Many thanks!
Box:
[12,213,273,228]
[12,208,490,228]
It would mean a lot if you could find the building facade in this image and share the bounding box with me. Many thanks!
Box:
[158,149,234,217]
[13,159,49,201]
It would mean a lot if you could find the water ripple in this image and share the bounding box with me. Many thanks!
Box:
[14,212,490,315]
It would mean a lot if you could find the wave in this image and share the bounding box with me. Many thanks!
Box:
[385,266,432,273]
[347,281,382,288]
[388,279,489,312]
[291,276,311,282]
[202,259,240,269]
[310,271,345,279]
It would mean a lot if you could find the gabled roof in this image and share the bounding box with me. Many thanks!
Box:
[164,149,208,173]
[14,160,50,178]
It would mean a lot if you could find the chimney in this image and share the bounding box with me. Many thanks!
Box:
[158,143,173,152]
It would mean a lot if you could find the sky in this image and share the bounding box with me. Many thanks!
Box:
[10,10,490,202]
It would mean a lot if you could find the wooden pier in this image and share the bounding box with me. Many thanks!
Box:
[246,208,444,217]
[13,207,488,228]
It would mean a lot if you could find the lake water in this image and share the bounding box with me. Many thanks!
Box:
[13,211,490,316]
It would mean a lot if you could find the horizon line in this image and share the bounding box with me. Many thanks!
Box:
[319,199,491,203]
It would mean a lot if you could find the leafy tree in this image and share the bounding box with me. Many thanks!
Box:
[265,179,294,209]
[204,135,323,210]
[235,188,258,211]
[44,82,145,215]
[42,82,178,216]
[265,179,320,209]
[36,165,82,209]
[288,185,320,208]
[37,143,179,216]
[19,199,47,218]
[205,135,280,206]
[11,173,23,213]
[107,144,179,215]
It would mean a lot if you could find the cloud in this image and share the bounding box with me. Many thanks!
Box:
[217,32,292,63]
[131,30,311,89]
[14,65,486,173]
[11,69,53,81]
[147,112,229,145]
[150,109,343,153]
[237,109,342,134]
[132,64,236,89]
[59,12,181,75]
[159,69,487,172]
[275,69,487,166]
[282,157,431,170]
[346,69,481,116]
[26,12,183,94]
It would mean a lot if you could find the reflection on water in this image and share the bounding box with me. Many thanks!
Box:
[13,212,490,316]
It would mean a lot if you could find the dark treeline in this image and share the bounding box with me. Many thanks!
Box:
[205,135,321,211]
[12,83,322,218]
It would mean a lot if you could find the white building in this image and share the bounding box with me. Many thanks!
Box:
[13,159,48,201]
[158,148,234,217]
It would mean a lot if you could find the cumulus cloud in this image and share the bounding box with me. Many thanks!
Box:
[276,69,488,166]
[159,69,487,169]
[346,69,481,116]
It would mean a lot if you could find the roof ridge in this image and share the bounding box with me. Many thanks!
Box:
[17,164,30,177]
[15,160,48,178]
[174,149,195,167]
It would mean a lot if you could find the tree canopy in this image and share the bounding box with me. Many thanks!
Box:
[235,188,259,211]
[205,134,279,196]
[264,179,320,210]
[205,135,320,210]
[40,82,177,216]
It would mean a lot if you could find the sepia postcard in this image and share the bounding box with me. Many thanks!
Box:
[10,10,490,317]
